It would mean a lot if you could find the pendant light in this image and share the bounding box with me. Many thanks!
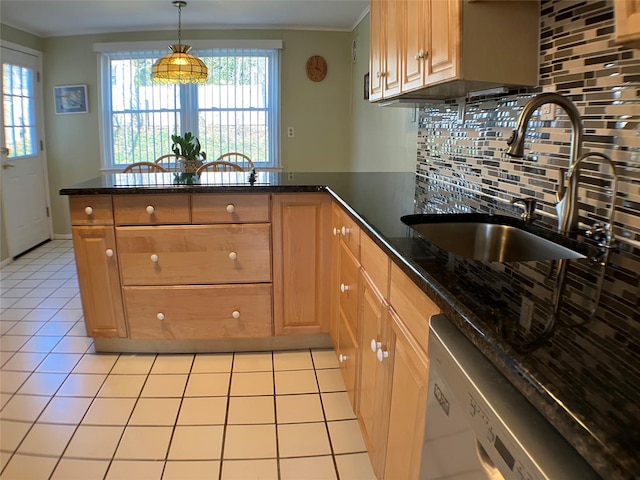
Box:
[151,1,208,84]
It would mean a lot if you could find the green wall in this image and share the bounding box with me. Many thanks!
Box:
[1,17,417,250]
[349,16,418,171]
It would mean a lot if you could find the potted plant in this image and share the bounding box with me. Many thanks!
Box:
[171,132,207,184]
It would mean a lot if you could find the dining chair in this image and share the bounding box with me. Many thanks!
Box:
[155,154,187,172]
[215,152,255,170]
[122,162,168,173]
[196,161,245,174]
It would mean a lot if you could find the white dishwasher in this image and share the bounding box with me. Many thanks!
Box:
[422,314,600,480]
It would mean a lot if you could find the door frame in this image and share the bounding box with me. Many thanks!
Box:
[1,40,53,259]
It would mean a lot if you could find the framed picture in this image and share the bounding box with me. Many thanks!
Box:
[54,85,88,114]
[364,72,370,100]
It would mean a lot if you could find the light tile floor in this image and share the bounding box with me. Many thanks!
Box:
[0,240,376,480]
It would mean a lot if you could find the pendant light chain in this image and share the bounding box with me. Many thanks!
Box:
[177,2,182,45]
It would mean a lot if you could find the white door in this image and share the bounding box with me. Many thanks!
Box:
[1,43,51,257]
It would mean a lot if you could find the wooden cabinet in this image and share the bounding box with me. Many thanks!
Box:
[383,309,429,480]
[401,0,458,93]
[72,226,126,338]
[123,284,272,339]
[615,0,640,49]
[116,225,272,285]
[369,0,401,101]
[370,0,539,101]
[69,195,126,338]
[358,271,392,478]
[272,193,332,335]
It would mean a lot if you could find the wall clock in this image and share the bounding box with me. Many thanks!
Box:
[306,55,327,82]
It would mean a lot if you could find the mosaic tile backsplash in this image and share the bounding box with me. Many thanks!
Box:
[415,1,639,477]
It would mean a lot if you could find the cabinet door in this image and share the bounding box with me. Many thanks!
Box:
[338,309,359,409]
[615,0,640,48]
[426,0,459,85]
[384,0,402,97]
[72,226,127,338]
[401,0,427,93]
[369,0,385,101]
[329,202,342,346]
[384,310,429,480]
[358,273,392,478]
[272,193,331,335]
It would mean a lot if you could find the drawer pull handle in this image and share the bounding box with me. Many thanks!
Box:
[377,348,389,362]
[339,354,349,363]
[228,251,238,261]
[232,310,241,319]
[84,206,93,215]
[333,227,340,236]
[341,226,350,235]
[105,249,114,257]
[226,204,236,213]
[146,205,155,215]
[340,283,349,293]
[371,339,381,352]
[150,254,159,263]
[157,313,165,321]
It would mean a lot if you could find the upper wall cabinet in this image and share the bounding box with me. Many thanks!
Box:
[369,0,540,101]
[615,0,640,49]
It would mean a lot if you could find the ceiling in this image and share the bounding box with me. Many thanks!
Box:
[0,0,370,38]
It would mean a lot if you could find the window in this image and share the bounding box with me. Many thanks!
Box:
[97,41,281,170]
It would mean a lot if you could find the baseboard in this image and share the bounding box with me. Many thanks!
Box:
[54,233,72,240]
[0,257,13,268]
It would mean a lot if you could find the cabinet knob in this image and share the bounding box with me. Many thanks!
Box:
[232,310,241,319]
[84,206,93,215]
[340,283,350,293]
[376,348,389,362]
[150,254,159,263]
[341,226,350,235]
[146,205,155,215]
[105,249,114,257]
[228,251,238,261]
[414,49,426,60]
[333,227,340,236]
[370,339,382,352]
[339,353,349,363]
[226,204,236,213]
[157,312,165,321]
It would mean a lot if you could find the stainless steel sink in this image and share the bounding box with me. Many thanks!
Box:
[402,216,585,262]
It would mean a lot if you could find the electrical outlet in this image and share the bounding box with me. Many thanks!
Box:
[287,127,294,137]
[541,104,555,121]
[520,297,535,331]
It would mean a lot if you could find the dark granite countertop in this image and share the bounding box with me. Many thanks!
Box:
[60,171,639,479]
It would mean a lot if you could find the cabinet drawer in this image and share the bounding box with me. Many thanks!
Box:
[117,224,271,285]
[113,194,190,225]
[338,207,360,260]
[389,263,440,354]
[70,195,113,225]
[192,194,270,223]
[338,311,359,410]
[339,241,360,336]
[360,234,389,300]
[124,284,273,339]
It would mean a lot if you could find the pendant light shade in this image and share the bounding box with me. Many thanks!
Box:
[151,1,208,84]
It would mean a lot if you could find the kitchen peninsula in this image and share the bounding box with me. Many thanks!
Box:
[60,171,637,480]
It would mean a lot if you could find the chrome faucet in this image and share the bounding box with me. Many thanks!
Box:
[564,151,618,239]
[506,92,584,233]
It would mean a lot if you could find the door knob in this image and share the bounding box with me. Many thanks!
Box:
[2,162,15,169]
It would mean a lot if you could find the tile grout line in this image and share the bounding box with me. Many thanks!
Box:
[217,351,236,480]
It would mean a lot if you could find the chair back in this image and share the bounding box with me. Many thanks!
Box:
[196,161,245,174]
[216,152,255,170]
[155,154,186,172]
[122,162,168,173]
